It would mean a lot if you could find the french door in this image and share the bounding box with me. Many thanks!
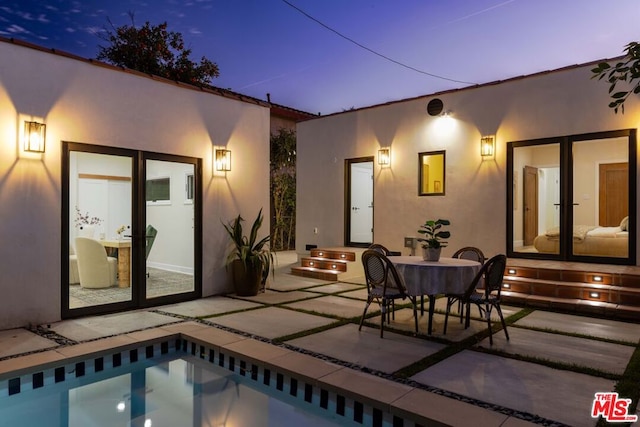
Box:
[62,143,202,318]
[507,129,636,264]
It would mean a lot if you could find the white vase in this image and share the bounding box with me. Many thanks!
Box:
[422,247,441,262]
[78,225,96,239]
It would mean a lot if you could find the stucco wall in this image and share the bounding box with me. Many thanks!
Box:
[296,62,640,261]
[0,41,270,329]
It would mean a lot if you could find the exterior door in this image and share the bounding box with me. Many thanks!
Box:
[62,142,202,318]
[346,158,373,246]
[144,155,198,301]
[508,130,636,265]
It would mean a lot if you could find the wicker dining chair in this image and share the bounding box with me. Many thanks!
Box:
[448,246,486,318]
[359,249,418,338]
[443,254,508,345]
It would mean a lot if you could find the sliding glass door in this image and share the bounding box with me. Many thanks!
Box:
[62,143,201,318]
[144,155,198,300]
[508,130,636,264]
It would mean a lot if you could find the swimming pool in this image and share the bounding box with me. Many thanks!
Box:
[0,350,356,426]
[0,332,427,427]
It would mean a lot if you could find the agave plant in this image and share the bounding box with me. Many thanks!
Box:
[222,208,274,280]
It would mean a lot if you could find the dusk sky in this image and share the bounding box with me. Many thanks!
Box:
[1,0,639,115]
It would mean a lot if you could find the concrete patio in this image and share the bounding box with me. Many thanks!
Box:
[1,251,639,426]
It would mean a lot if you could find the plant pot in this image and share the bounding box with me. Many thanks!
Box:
[422,247,442,262]
[231,259,264,296]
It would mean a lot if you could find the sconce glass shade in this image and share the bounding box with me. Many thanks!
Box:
[24,121,46,153]
[378,147,390,166]
[215,149,231,171]
[480,135,495,157]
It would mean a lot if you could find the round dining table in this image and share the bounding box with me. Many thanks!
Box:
[388,256,481,334]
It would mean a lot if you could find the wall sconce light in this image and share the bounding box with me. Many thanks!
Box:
[378,147,390,166]
[23,121,46,153]
[215,149,231,172]
[480,135,495,158]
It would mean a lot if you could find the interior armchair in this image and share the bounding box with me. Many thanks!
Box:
[75,237,118,288]
[69,243,80,285]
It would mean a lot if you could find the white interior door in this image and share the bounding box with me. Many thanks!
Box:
[349,161,373,244]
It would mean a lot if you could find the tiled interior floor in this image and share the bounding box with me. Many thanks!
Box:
[2,251,640,426]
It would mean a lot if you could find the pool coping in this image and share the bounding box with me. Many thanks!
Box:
[0,321,538,427]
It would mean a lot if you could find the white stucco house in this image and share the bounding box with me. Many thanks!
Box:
[295,58,640,312]
[0,37,273,329]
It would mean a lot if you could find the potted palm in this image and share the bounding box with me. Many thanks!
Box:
[416,219,450,261]
[222,208,274,296]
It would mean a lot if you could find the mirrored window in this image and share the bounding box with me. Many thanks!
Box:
[419,150,445,196]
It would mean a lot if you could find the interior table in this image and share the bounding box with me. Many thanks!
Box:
[388,256,481,334]
[100,239,131,288]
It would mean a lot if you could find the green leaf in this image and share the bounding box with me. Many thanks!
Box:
[612,91,628,99]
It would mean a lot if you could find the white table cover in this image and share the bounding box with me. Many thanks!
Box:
[388,256,481,296]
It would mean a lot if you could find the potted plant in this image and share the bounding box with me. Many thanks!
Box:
[416,219,450,261]
[222,208,274,296]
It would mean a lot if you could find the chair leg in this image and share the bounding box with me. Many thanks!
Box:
[412,298,418,334]
[380,298,387,338]
[486,303,494,345]
[358,299,372,331]
[464,302,472,328]
[420,295,424,315]
[443,298,451,335]
[390,300,395,321]
[496,303,509,341]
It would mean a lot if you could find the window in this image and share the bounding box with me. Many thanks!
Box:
[419,150,445,196]
[146,177,170,204]
[185,173,194,204]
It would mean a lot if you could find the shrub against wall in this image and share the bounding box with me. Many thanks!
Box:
[270,128,296,250]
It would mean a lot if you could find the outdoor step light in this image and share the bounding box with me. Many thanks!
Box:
[215,148,231,172]
[23,120,46,153]
[481,135,495,158]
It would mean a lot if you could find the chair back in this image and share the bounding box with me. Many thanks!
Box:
[145,224,158,259]
[463,254,506,299]
[483,254,507,296]
[75,237,113,288]
[452,246,485,264]
[368,243,391,255]
[361,249,407,297]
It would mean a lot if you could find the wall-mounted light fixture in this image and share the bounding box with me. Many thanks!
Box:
[480,135,495,158]
[378,147,390,166]
[215,149,231,172]
[23,121,46,153]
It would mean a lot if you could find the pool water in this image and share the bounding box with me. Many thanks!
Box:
[1,354,355,426]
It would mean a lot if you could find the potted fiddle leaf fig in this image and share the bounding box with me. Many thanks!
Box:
[416,219,450,261]
[222,208,274,296]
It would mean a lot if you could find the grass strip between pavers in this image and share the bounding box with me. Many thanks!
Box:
[596,340,640,427]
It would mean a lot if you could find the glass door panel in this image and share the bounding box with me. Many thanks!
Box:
[512,143,560,255]
[572,137,629,259]
[68,151,133,309]
[145,159,195,299]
